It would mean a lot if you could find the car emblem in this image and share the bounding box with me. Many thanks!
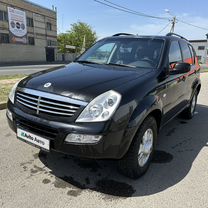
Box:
[44,82,52,88]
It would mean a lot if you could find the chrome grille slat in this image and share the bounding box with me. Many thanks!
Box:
[16,92,38,101]
[38,108,74,116]
[17,99,38,110]
[17,96,37,106]
[16,88,86,117]
[40,99,79,110]
[38,103,76,113]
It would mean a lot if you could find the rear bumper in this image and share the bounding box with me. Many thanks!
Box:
[7,101,134,159]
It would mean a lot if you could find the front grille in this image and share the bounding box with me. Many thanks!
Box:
[16,88,87,118]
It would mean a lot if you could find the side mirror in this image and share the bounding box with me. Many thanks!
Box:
[169,63,191,75]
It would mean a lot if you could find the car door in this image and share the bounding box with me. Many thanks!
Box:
[161,40,187,123]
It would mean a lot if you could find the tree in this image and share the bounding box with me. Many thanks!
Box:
[58,22,97,53]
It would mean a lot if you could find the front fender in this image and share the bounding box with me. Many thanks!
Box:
[117,95,162,158]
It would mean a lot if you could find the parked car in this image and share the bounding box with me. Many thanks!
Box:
[7,33,201,179]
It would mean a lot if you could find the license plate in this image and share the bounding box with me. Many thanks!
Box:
[17,128,50,150]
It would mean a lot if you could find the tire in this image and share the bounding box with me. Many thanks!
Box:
[118,116,157,179]
[181,91,198,120]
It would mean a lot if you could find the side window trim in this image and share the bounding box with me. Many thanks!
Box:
[188,44,195,65]
[178,41,184,61]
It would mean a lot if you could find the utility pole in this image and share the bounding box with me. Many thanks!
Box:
[170,16,176,33]
[206,33,208,66]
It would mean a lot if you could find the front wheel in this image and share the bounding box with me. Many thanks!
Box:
[118,116,157,179]
[181,91,198,119]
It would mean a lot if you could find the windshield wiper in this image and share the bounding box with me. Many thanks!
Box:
[76,60,136,68]
[106,63,136,68]
[76,60,97,64]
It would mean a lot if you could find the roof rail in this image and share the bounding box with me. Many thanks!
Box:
[112,33,134,37]
[166,33,188,41]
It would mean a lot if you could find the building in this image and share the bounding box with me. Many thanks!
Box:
[189,39,208,64]
[0,0,57,64]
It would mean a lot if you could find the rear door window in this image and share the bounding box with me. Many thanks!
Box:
[180,41,193,64]
[169,41,182,64]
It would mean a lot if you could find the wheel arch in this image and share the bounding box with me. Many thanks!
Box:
[118,100,162,159]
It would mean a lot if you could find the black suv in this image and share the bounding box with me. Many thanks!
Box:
[7,33,201,179]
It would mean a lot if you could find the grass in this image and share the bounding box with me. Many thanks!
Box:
[0,84,14,104]
[0,74,25,104]
[0,74,25,81]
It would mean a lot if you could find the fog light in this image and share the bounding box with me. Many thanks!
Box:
[6,109,13,121]
[65,134,102,144]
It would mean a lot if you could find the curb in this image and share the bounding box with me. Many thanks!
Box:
[0,103,7,110]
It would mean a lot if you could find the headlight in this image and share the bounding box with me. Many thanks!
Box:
[8,80,21,103]
[76,90,121,122]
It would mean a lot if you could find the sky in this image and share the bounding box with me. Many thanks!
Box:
[31,0,208,40]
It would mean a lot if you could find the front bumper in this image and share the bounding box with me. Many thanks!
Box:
[7,101,134,159]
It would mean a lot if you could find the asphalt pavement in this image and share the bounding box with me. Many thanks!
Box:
[0,64,65,76]
[0,73,207,208]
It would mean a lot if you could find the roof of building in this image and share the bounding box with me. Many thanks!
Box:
[189,39,207,43]
[23,0,56,13]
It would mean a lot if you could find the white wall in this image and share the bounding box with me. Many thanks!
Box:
[190,41,208,63]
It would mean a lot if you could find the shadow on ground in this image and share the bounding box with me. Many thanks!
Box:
[39,104,208,198]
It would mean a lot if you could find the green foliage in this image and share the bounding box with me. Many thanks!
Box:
[58,22,97,53]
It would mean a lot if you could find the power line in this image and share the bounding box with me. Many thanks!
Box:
[157,22,171,34]
[165,10,208,31]
[94,0,170,20]
[103,0,169,20]
[94,0,208,33]
[178,19,208,31]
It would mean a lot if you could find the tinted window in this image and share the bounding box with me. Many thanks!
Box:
[180,41,192,64]
[78,38,164,69]
[169,41,182,63]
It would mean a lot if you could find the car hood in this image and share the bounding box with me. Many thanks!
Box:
[19,63,153,102]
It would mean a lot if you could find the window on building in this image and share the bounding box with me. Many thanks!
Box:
[27,17,34,27]
[28,37,35,45]
[46,22,52,31]
[47,40,57,46]
[0,10,8,21]
[198,46,205,50]
[197,56,202,61]
[180,41,193,64]
[0,33,9,43]
[169,41,182,64]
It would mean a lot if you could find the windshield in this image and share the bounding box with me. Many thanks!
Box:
[77,38,164,69]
